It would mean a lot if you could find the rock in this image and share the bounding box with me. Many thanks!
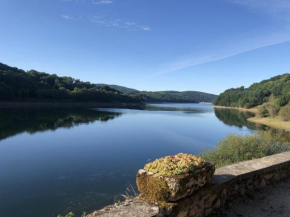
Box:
[264,174,274,180]
[239,186,246,196]
[204,208,213,217]
[213,199,221,210]
[199,188,213,201]
[189,208,196,216]
[85,199,159,217]
[136,162,215,202]
[205,194,217,209]
[176,210,188,217]
[258,179,267,189]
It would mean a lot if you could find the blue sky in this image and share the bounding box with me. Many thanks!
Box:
[1,0,290,94]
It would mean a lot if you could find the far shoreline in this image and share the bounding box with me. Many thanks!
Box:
[0,101,213,109]
[0,101,145,109]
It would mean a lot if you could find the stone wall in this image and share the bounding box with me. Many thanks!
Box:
[86,151,290,217]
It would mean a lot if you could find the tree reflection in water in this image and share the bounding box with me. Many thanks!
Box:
[0,108,122,141]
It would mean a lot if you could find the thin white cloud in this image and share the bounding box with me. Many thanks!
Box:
[229,0,290,22]
[229,0,290,13]
[155,0,290,75]
[140,26,151,31]
[60,14,151,31]
[61,15,74,20]
[91,16,151,31]
[62,0,114,5]
[92,0,113,5]
[156,38,290,75]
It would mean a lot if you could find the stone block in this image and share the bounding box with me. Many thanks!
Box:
[137,162,215,202]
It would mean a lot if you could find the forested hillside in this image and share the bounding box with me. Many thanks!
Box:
[0,62,216,104]
[0,63,142,103]
[98,86,217,103]
[214,74,290,108]
[96,84,138,93]
[137,91,217,103]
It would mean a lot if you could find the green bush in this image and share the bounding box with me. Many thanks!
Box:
[266,102,280,117]
[57,212,74,217]
[257,104,269,117]
[279,105,290,121]
[258,102,280,118]
[199,131,290,168]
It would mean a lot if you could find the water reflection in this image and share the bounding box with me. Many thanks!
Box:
[214,108,257,130]
[145,103,213,114]
[1,104,283,217]
[0,109,122,141]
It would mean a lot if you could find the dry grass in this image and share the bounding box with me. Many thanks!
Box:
[248,116,290,131]
[214,105,290,131]
[213,105,258,114]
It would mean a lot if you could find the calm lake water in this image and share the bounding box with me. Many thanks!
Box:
[0,104,258,217]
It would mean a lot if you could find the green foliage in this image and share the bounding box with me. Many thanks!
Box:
[0,63,143,103]
[257,95,280,118]
[96,87,217,103]
[144,153,206,176]
[279,105,290,121]
[96,84,138,93]
[199,131,290,168]
[57,212,75,217]
[258,104,269,117]
[214,74,290,108]
[265,102,280,118]
[138,91,217,103]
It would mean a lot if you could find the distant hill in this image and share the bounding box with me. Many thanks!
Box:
[214,74,290,108]
[97,85,217,103]
[0,62,216,104]
[0,63,142,103]
[138,91,217,103]
[96,84,138,93]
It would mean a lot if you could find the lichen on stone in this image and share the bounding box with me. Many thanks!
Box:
[144,153,206,176]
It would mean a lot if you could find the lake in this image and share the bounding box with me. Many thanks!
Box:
[0,104,258,217]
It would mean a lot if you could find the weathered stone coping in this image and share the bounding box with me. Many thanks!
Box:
[212,151,290,187]
[86,151,290,217]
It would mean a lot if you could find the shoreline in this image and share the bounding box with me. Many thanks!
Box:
[213,105,258,114]
[0,102,145,109]
[248,116,290,131]
[214,105,290,131]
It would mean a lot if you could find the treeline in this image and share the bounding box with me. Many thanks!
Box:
[214,74,290,108]
[0,63,143,103]
[96,85,217,103]
[136,91,217,103]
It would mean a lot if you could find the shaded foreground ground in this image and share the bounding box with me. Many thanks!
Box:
[213,178,290,217]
